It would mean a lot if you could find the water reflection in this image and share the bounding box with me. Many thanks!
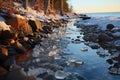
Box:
[63,19,120,80]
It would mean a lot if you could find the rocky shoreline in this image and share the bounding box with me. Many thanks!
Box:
[0,10,69,80]
[74,21,120,75]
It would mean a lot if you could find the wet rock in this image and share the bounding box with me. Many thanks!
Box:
[0,30,15,45]
[6,66,27,80]
[80,47,88,52]
[37,72,55,80]
[98,33,113,43]
[112,32,120,38]
[113,63,119,69]
[7,46,17,56]
[108,66,120,75]
[67,57,84,67]
[15,50,31,62]
[112,54,120,62]
[96,48,109,57]
[83,33,98,42]
[43,74,55,80]
[114,40,120,50]
[88,42,100,49]
[27,76,36,80]
[42,63,63,71]
[0,47,9,66]
[106,59,113,64]
[42,26,53,34]
[0,46,8,56]
[75,60,84,66]
[74,39,81,43]
[20,41,33,49]
[66,73,86,80]
[2,57,15,70]
[14,41,26,54]
[0,66,8,78]
[77,36,80,38]
[106,24,114,31]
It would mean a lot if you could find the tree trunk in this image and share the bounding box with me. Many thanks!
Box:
[24,0,28,10]
[37,0,41,11]
[50,0,54,10]
[44,0,51,15]
[60,0,63,16]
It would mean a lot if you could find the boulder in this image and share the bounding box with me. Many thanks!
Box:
[114,40,120,50]
[106,59,113,64]
[0,47,8,65]
[6,66,26,80]
[28,19,43,32]
[112,32,120,38]
[42,26,53,34]
[0,66,8,80]
[106,24,114,30]
[7,16,33,36]
[83,33,98,42]
[98,33,113,43]
[0,30,16,45]
[14,41,26,54]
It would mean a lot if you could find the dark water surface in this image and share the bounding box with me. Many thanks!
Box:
[62,19,120,80]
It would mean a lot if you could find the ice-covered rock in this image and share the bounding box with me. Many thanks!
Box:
[27,68,47,76]
[48,49,60,57]
[55,70,69,79]
[32,48,40,57]
[114,40,120,47]
[112,32,120,38]
[80,47,88,52]
[96,48,109,57]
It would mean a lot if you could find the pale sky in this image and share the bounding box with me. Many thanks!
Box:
[68,0,120,13]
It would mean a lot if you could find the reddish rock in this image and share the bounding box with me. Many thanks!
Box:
[7,16,33,36]
[0,66,8,80]
[15,50,31,63]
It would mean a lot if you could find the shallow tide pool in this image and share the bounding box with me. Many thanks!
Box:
[62,19,120,80]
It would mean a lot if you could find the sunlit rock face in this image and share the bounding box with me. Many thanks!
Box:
[7,16,33,36]
[28,19,43,32]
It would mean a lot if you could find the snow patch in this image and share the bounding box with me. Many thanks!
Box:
[0,16,10,31]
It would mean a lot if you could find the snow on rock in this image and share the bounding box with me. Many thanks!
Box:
[0,16,10,31]
[112,32,120,38]
[12,14,25,19]
[27,68,47,76]
[114,40,120,47]
[48,49,60,57]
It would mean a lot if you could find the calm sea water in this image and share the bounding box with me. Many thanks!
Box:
[86,12,120,17]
